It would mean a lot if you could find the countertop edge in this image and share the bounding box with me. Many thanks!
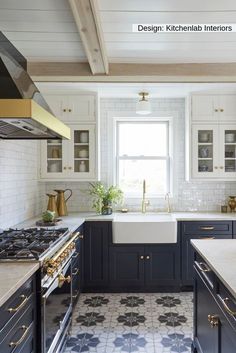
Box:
[0,262,39,307]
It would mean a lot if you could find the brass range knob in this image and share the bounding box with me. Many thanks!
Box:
[208,314,219,328]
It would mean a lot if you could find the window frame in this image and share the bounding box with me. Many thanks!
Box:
[111,116,174,198]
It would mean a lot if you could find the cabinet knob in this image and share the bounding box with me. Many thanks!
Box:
[140,255,144,260]
[214,166,218,169]
[64,167,67,170]
[68,109,72,112]
[68,166,72,170]
[220,166,223,169]
[220,108,224,112]
[146,255,150,260]
[214,109,218,112]
[63,108,67,112]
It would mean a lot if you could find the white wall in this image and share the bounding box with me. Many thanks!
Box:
[0,140,45,229]
[47,97,236,213]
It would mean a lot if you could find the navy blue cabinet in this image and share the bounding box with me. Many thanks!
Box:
[181,221,233,287]
[0,275,36,353]
[83,221,112,291]
[193,252,236,353]
[110,243,180,291]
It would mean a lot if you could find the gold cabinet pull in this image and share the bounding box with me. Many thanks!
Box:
[68,166,72,170]
[72,268,79,276]
[195,261,211,273]
[214,166,218,169]
[68,109,72,112]
[64,167,67,170]
[9,325,29,347]
[198,236,215,240]
[146,255,150,260]
[207,314,219,328]
[199,226,214,230]
[140,255,144,260]
[214,109,218,112]
[220,109,224,112]
[7,295,28,313]
[220,297,236,316]
[63,108,67,112]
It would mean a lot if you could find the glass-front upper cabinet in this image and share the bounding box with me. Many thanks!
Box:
[192,125,218,178]
[221,126,236,176]
[41,139,68,178]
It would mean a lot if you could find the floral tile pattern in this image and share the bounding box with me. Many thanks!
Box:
[63,293,193,353]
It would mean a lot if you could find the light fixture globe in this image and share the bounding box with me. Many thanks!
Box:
[136,92,151,115]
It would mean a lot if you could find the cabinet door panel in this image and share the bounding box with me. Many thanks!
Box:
[219,95,236,122]
[110,246,144,288]
[144,245,180,287]
[83,222,111,289]
[191,95,216,122]
[219,125,236,178]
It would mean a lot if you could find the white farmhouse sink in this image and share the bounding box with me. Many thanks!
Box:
[112,213,177,244]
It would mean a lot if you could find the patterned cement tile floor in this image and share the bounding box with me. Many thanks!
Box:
[64,293,193,353]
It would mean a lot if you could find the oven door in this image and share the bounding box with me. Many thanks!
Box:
[42,258,72,353]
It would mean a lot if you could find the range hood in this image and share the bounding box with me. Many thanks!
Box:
[0,33,70,139]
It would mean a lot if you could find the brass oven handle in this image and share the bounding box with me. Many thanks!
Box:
[8,295,28,313]
[9,325,29,347]
[219,297,236,316]
[46,232,79,264]
[58,274,71,288]
[72,268,79,276]
[199,226,215,230]
[207,314,219,328]
[195,261,211,273]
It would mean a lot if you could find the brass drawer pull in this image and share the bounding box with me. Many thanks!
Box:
[199,226,215,231]
[198,236,215,240]
[72,268,79,276]
[9,325,29,347]
[195,261,211,273]
[7,295,28,313]
[220,297,236,316]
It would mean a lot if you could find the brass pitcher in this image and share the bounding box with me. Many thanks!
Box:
[46,194,58,217]
[54,189,72,216]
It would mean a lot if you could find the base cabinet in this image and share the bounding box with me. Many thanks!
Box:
[193,254,236,353]
[110,244,180,291]
[83,222,111,291]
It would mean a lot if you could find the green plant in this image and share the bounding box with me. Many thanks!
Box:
[89,182,123,214]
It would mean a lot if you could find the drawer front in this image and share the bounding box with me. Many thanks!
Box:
[0,304,34,353]
[0,278,33,334]
[194,253,215,289]
[182,221,233,236]
[217,282,236,329]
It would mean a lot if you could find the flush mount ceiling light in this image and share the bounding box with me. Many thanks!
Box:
[136,92,151,115]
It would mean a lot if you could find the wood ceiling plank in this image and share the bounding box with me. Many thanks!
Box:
[68,0,109,74]
[4,32,81,42]
[0,0,69,10]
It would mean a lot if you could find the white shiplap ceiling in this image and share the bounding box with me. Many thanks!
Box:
[0,0,236,65]
[0,0,86,62]
[98,0,236,63]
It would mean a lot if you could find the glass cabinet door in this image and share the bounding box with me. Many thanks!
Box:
[46,140,63,174]
[69,125,96,179]
[192,125,218,178]
[221,126,236,175]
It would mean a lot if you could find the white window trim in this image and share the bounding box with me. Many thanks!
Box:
[107,111,179,201]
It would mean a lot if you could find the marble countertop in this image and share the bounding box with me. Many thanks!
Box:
[0,262,39,307]
[191,239,236,298]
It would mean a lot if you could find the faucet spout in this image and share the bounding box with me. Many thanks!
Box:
[141,179,150,213]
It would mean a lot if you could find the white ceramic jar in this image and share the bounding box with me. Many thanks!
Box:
[79,161,86,172]
[78,149,89,158]
[80,131,89,143]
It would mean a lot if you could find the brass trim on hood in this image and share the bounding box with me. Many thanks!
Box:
[0,99,70,139]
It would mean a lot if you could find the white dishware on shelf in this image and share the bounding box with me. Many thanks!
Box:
[199,132,209,142]
[79,161,87,172]
[80,131,89,143]
[78,149,89,158]
[48,162,59,173]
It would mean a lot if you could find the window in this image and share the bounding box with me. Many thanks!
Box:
[116,120,171,197]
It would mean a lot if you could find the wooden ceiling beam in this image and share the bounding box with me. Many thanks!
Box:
[68,0,109,75]
[28,62,236,82]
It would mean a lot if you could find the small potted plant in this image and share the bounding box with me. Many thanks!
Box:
[89,182,123,215]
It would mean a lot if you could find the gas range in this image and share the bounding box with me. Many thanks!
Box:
[0,227,70,261]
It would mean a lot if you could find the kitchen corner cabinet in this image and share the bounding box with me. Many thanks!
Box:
[193,253,236,353]
[192,124,236,178]
[83,222,112,291]
[40,92,99,181]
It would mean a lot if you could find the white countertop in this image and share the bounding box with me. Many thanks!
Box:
[0,262,39,307]
[191,239,236,298]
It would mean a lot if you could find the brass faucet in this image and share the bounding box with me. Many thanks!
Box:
[165,192,171,213]
[141,179,150,213]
